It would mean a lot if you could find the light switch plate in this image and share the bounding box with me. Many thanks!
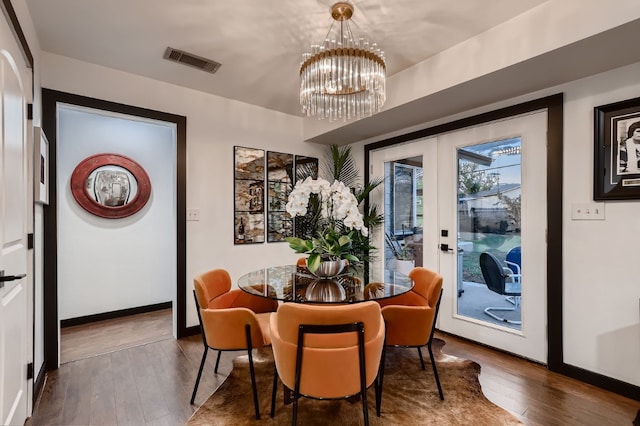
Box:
[571,203,605,220]
[187,208,200,221]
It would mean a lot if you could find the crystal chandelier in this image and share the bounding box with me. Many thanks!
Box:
[300,2,386,121]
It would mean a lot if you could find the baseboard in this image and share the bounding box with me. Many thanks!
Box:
[184,325,200,337]
[33,363,46,405]
[60,301,172,328]
[557,363,640,402]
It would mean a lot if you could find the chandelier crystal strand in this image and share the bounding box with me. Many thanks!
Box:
[300,2,386,121]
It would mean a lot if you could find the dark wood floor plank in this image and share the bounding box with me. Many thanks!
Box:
[89,354,117,425]
[140,339,193,422]
[110,347,146,425]
[128,341,171,422]
[58,356,99,425]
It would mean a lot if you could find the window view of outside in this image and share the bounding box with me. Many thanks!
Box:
[384,157,423,273]
[456,138,522,330]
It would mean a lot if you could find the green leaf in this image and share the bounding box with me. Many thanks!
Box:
[307,253,321,273]
[338,235,351,247]
[343,254,359,262]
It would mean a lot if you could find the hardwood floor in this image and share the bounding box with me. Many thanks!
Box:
[29,312,639,425]
[60,309,173,364]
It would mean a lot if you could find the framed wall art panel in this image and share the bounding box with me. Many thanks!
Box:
[266,151,294,242]
[234,146,265,244]
[594,96,640,200]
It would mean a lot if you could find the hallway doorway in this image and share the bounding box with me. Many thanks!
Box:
[42,89,188,370]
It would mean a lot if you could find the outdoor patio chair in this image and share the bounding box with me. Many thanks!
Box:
[479,252,522,325]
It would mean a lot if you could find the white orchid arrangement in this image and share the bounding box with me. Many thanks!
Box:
[285,177,368,273]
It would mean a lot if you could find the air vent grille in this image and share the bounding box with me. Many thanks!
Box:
[163,47,221,74]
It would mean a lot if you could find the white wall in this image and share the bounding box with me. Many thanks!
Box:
[40,52,324,328]
[562,64,640,386]
[56,105,176,319]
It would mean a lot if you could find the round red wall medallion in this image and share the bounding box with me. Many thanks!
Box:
[70,153,151,219]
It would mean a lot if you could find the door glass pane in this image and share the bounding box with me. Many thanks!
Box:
[456,138,522,330]
[384,156,423,273]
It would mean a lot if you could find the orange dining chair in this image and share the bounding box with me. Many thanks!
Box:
[269,301,385,425]
[376,267,444,408]
[191,268,278,419]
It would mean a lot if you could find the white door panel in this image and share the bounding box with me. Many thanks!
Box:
[437,111,548,363]
[0,49,29,426]
[370,138,438,274]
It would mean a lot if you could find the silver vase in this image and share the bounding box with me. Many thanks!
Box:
[310,259,346,278]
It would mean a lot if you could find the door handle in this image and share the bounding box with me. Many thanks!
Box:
[0,271,26,289]
[439,243,454,253]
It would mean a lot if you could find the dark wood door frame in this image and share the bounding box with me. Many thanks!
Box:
[365,93,638,401]
[41,89,187,370]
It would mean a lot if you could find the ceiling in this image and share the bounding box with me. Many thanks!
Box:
[25,0,548,117]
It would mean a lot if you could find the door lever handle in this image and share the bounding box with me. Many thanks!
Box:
[0,274,26,282]
[0,272,26,289]
[439,244,454,252]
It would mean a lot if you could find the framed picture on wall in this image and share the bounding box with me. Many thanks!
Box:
[34,127,49,204]
[594,96,640,200]
[266,151,293,242]
[234,146,265,244]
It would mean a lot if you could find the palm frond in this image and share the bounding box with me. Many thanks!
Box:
[322,145,359,187]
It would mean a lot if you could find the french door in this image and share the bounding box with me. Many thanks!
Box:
[370,111,548,362]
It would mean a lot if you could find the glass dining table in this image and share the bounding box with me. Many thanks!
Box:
[237,263,414,303]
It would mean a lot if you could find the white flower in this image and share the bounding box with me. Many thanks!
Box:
[285,178,367,234]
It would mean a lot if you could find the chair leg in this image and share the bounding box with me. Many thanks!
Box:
[357,328,369,426]
[245,325,260,420]
[270,366,278,418]
[484,306,522,325]
[417,347,426,370]
[427,343,444,400]
[376,345,386,417]
[190,347,208,404]
[213,350,222,373]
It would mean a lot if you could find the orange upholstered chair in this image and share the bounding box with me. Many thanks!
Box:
[191,268,278,419]
[269,302,385,425]
[377,267,444,405]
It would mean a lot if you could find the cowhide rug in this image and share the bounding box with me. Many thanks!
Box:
[188,339,522,425]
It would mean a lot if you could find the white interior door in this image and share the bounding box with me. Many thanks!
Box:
[437,111,548,363]
[0,52,29,425]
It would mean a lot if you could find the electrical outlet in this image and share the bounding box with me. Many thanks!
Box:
[187,208,200,221]
[571,203,605,220]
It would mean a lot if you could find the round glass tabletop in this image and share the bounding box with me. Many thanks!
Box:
[237,264,414,303]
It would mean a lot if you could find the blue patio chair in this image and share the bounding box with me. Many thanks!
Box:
[479,252,521,325]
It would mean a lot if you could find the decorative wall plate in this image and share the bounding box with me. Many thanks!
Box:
[70,153,151,218]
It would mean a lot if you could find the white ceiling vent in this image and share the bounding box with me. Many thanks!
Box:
[163,47,221,74]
